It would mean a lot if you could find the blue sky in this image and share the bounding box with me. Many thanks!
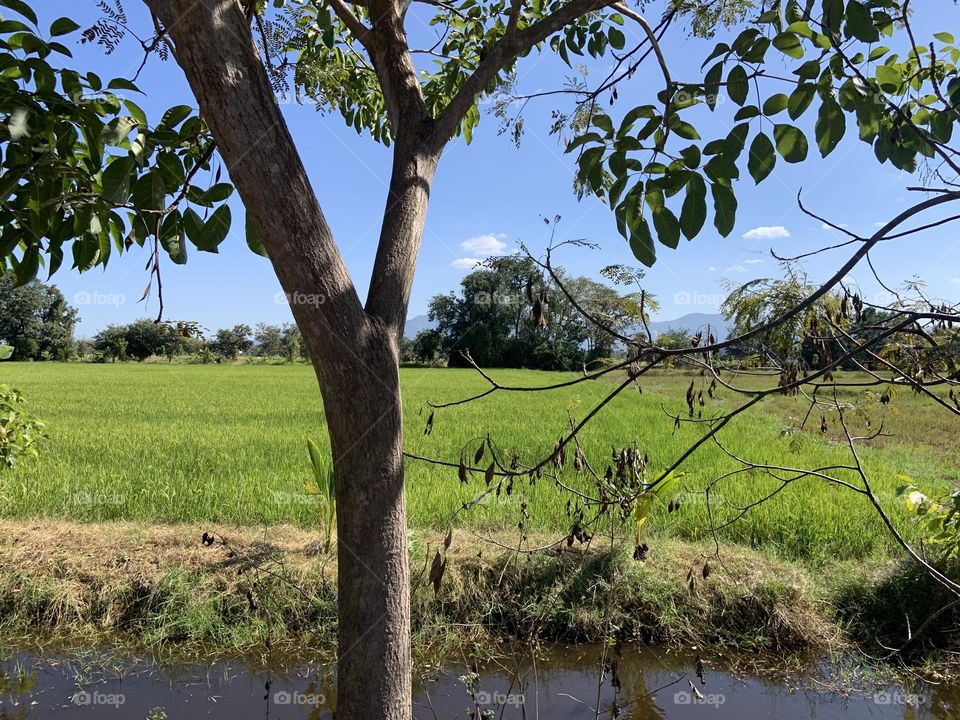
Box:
[35,1,960,336]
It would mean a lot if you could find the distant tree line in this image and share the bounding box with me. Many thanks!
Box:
[0,275,305,363]
[88,321,305,363]
[403,256,657,371]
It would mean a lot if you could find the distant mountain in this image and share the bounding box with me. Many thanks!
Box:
[644,313,731,340]
[404,314,436,338]
[405,312,730,341]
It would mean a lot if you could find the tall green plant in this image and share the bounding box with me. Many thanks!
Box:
[307,438,336,553]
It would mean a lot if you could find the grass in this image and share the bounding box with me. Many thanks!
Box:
[0,362,952,565]
[0,520,838,663]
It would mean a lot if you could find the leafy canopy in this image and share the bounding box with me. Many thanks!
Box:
[0,0,956,284]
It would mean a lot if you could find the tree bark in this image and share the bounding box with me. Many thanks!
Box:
[320,323,411,719]
[142,2,440,718]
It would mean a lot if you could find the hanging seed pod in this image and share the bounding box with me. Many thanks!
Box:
[424,411,435,435]
[429,550,446,595]
[574,446,586,473]
[532,298,546,329]
[474,442,485,464]
[444,527,453,550]
[484,462,495,487]
[458,457,468,484]
[702,561,711,579]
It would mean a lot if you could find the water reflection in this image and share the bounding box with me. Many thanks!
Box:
[0,644,954,719]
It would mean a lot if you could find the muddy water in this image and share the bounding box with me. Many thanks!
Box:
[0,644,955,719]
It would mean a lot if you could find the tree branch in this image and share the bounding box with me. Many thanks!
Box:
[433,0,616,142]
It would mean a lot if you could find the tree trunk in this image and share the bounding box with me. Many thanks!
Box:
[317,321,411,720]
[143,4,440,719]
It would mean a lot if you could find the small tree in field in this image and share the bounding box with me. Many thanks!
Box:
[1,1,959,717]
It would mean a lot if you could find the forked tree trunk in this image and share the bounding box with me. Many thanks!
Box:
[145,3,439,718]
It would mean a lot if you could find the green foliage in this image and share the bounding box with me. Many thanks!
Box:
[427,256,653,370]
[93,319,184,362]
[0,4,236,283]
[0,273,77,360]
[0,383,44,469]
[307,437,336,553]
[210,324,254,360]
[722,276,843,363]
[568,0,960,265]
[898,482,960,565]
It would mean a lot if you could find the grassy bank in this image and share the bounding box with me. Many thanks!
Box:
[0,520,954,669]
[0,363,950,564]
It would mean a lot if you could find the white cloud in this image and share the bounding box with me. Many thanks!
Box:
[708,266,717,272]
[951,278,960,284]
[742,226,791,241]
[725,264,748,273]
[451,257,483,269]
[821,222,849,230]
[744,259,764,265]
[460,233,507,256]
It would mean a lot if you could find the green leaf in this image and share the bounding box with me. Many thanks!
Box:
[160,105,193,130]
[814,97,846,157]
[773,124,809,162]
[0,345,12,360]
[727,65,749,106]
[246,213,268,257]
[203,183,234,203]
[748,132,777,183]
[844,1,879,43]
[679,175,707,240]
[0,0,38,25]
[203,204,231,251]
[49,17,80,36]
[772,32,804,59]
[159,211,187,264]
[628,216,656,267]
[131,171,165,211]
[762,93,789,116]
[651,205,681,249]
[101,155,137,205]
[788,83,816,119]
[875,64,902,93]
[608,27,625,50]
[592,113,614,135]
[185,204,231,253]
[934,32,955,44]
[711,183,737,237]
[671,120,700,140]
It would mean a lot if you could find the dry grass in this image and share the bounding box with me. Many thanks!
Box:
[0,519,869,663]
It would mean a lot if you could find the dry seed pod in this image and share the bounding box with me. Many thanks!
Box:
[484,462,495,487]
[458,458,468,484]
[474,442,485,464]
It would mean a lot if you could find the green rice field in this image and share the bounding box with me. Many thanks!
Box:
[1,362,953,564]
